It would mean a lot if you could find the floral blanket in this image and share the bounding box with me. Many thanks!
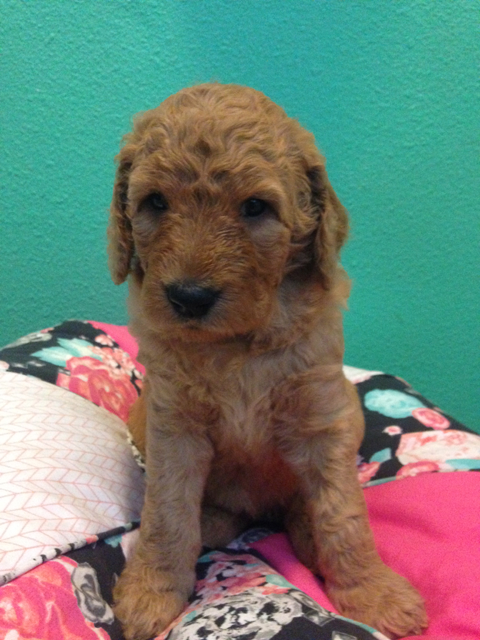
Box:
[0,320,479,640]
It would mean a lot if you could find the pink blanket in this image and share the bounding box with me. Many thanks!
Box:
[253,473,480,639]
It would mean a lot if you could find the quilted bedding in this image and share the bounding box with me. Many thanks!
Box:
[0,320,479,640]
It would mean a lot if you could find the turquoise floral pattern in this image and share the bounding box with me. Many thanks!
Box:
[364,389,425,419]
[33,337,102,367]
[359,376,479,486]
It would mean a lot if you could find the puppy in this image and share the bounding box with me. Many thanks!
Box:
[108,83,427,640]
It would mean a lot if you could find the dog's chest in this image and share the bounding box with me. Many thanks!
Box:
[171,340,317,455]
[201,350,300,457]
[208,370,274,456]
[204,371,298,516]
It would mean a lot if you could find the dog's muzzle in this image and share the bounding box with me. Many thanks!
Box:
[165,282,221,320]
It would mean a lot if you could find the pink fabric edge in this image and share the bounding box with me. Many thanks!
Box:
[252,473,480,640]
[251,534,338,612]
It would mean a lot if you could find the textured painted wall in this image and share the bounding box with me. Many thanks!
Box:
[2,1,478,429]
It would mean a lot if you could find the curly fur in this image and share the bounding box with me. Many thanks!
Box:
[108,83,427,640]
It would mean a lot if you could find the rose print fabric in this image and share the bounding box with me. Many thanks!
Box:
[355,374,480,485]
[0,321,479,640]
[0,557,111,640]
[0,320,143,423]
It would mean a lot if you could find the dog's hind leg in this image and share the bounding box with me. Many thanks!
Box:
[278,378,427,638]
[287,435,427,637]
[201,504,251,548]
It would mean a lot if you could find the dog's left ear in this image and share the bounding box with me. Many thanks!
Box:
[308,164,349,290]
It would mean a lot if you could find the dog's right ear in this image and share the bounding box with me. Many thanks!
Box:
[107,140,136,285]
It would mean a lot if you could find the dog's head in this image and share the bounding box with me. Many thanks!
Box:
[108,83,348,342]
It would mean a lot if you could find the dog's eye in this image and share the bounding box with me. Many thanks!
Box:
[241,198,268,218]
[144,193,169,213]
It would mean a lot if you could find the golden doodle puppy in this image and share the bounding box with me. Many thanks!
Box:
[108,83,427,640]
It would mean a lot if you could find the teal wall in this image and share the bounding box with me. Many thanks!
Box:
[2,1,478,430]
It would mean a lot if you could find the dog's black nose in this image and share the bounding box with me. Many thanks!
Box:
[165,283,220,319]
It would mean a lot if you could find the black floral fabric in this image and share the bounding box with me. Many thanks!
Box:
[0,320,143,424]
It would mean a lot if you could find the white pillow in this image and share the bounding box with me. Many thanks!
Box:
[0,371,145,584]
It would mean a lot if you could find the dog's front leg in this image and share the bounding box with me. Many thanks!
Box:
[114,408,213,640]
[283,396,427,638]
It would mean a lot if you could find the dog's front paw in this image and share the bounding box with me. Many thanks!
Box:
[114,562,190,640]
[327,566,428,639]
